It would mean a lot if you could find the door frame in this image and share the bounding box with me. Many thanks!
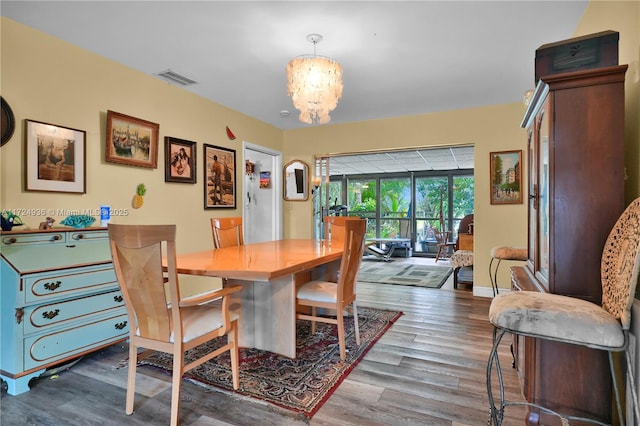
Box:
[242,141,283,242]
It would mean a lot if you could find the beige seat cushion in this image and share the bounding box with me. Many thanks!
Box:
[134,304,227,343]
[489,291,624,349]
[490,246,527,261]
[298,280,338,303]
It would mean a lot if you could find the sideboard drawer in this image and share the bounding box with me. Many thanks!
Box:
[24,265,117,304]
[24,312,128,370]
[24,289,125,334]
[69,230,108,242]
[2,232,66,246]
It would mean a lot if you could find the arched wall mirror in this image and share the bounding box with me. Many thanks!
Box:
[283,160,309,201]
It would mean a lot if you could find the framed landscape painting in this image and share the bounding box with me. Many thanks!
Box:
[490,150,523,205]
[25,119,86,193]
[204,144,236,208]
[105,110,159,168]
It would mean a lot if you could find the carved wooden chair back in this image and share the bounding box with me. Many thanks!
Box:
[600,198,640,328]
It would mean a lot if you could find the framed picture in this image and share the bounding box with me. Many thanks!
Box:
[164,136,196,183]
[490,150,523,205]
[105,110,159,168]
[204,144,236,208]
[25,119,86,193]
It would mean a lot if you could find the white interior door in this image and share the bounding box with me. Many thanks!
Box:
[242,142,282,243]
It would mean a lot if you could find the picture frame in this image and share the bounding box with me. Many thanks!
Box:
[164,136,196,183]
[204,144,236,208]
[105,110,159,168]
[25,119,86,193]
[490,150,523,205]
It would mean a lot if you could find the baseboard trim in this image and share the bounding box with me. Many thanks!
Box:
[473,285,511,298]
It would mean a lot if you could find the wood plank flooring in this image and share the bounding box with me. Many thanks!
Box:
[0,258,526,425]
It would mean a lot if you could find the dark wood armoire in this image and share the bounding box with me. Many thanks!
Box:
[512,31,628,425]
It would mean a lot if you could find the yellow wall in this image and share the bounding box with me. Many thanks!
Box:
[574,0,640,203]
[281,0,640,291]
[0,17,282,256]
[283,104,529,291]
[1,0,639,294]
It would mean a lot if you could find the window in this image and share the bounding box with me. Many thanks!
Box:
[315,148,474,256]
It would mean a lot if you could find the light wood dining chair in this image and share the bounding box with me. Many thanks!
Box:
[323,215,352,244]
[211,217,244,248]
[297,218,367,360]
[108,224,241,426]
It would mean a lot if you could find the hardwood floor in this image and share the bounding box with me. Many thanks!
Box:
[0,257,526,425]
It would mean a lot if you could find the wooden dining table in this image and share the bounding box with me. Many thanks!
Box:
[173,239,343,358]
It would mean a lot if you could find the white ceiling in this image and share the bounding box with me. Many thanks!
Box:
[2,1,588,175]
[2,0,588,133]
[327,146,475,175]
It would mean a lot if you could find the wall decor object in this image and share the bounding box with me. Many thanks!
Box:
[132,183,146,209]
[490,150,522,205]
[105,110,159,168]
[260,171,271,189]
[25,119,86,193]
[245,160,255,175]
[1,97,15,146]
[226,126,236,140]
[204,144,236,208]
[1,211,23,231]
[60,214,96,228]
[164,136,196,183]
[283,159,309,201]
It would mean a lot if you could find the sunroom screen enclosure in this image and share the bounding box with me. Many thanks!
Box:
[315,148,474,257]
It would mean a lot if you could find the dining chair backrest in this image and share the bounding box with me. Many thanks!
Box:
[109,224,175,341]
[324,216,352,244]
[211,217,244,249]
[600,197,640,329]
[108,223,241,425]
[337,218,367,304]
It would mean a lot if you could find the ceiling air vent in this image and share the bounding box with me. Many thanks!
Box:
[155,69,198,86]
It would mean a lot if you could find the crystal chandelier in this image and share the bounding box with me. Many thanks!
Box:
[286,34,343,125]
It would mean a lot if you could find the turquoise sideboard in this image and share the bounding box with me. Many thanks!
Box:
[0,227,128,395]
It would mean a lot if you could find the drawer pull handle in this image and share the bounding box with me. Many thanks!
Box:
[44,281,62,291]
[42,309,60,320]
[115,321,128,330]
[113,295,123,303]
[73,234,84,240]
[7,237,17,244]
[51,235,61,241]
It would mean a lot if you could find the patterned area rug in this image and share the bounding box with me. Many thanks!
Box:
[358,262,453,288]
[139,307,401,419]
